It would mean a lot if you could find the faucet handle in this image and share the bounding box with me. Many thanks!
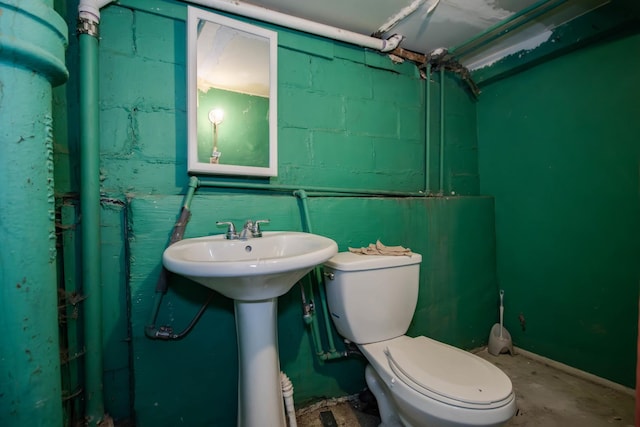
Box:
[216,221,237,239]
[252,219,270,237]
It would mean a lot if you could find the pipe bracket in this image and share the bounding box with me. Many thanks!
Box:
[77,17,99,38]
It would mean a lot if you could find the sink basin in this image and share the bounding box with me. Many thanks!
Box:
[162,231,338,301]
[163,230,338,425]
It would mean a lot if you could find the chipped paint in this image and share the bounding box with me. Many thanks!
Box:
[377,0,440,35]
[441,0,512,27]
[465,28,553,70]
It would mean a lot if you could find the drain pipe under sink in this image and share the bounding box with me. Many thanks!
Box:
[280,372,297,427]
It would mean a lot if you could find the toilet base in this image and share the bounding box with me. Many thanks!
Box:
[365,365,403,427]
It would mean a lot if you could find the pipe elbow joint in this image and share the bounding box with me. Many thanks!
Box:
[188,176,199,189]
[78,0,114,23]
[381,34,404,52]
[293,189,308,199]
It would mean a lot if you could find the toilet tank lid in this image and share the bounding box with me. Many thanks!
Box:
[324,252,422,271]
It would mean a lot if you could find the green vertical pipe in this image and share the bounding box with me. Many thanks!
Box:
[294,190,340,358]
[439,68,445,195]
[0,1,68,426]
[185,176,199,208]
[425,64,432,194]
[79,30,106,424]
[294,191,326,357]
[308,284,326,358]
[314,270,338,355]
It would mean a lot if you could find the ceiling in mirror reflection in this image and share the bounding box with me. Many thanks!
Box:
[197,20,270,97]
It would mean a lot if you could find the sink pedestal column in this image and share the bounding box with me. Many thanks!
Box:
[235,298,286,427]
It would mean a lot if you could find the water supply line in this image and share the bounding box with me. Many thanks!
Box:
[147,178,420,352]
[196,178,424,197]
[293,190,346,361]
[77,1,114,424]
[179,0,403,52]
[145,177,209,340]
[280,372,297,427]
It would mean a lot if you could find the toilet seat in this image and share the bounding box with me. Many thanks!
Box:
[377,336,513,410]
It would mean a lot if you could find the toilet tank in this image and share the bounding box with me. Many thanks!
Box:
[323,252,422,344]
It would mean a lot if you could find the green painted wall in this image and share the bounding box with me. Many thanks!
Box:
[45,0,640,425]
[477,33,640,387]
[49,0,492,425]
[129,194,496,426]
[197,88,269,166]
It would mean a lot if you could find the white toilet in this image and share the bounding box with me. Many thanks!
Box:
[323,252,517,427]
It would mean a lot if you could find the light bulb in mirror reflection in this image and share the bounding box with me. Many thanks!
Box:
[208,108,224,125]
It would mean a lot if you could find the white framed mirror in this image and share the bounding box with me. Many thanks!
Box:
[187,6,278,177]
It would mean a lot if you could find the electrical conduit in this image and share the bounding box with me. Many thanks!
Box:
[77,1,114,424]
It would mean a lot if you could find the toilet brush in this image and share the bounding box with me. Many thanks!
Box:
[488,290,513,356]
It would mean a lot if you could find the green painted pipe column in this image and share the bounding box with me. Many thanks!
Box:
[0,1,68,426]
[78,13,106,425]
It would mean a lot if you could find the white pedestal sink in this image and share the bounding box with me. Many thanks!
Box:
[163,231,338,427]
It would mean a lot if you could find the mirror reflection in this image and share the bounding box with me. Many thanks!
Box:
[187,7,278,176]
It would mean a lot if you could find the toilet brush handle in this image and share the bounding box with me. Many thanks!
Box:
[499,305,504,338]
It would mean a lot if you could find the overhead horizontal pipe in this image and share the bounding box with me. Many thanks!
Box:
[196,178,425,197]
[179,0,403,52]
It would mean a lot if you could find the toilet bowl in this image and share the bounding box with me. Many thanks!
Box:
[360,336,515,427]
[323,252,516,427]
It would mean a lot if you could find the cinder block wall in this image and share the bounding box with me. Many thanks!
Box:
[52,1,494,425]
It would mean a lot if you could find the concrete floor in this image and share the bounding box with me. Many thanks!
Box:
[296,349,635,427]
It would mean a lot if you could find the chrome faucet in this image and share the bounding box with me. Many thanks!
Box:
[240,219,270,239]
[217,219,269,240]
[216,221,238,239]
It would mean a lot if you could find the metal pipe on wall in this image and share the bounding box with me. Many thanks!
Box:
[77,1,114,424]
[78,22,105,427]
[153,179,348,360]
[0,1,68,426]
[293,190,344,361]
[439,67,445,195]
[425,64,432,195]
[179,0,403,52]
[196,179,424,197]
[145,177,198,339]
